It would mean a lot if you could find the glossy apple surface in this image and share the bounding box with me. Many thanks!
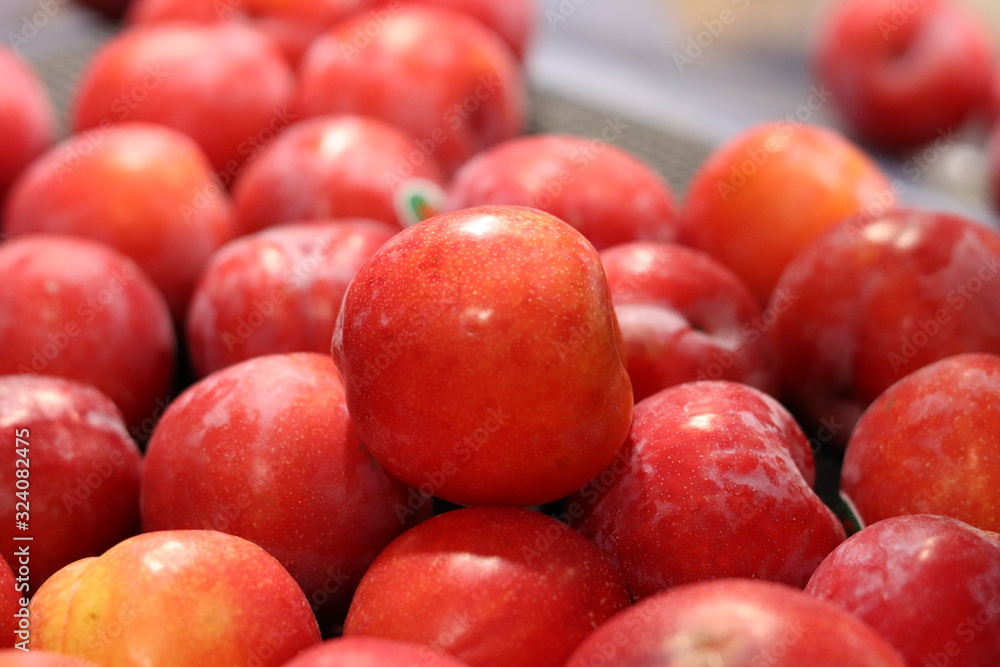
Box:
[142,353,427,622]
[30,530,321,665]
[2,123,235,320]
[231,116,445,235]
[126,0,368,65]
[72,23,295,177]
[344,507,630,667]
[680,122,895,303]
[601,241,779,401]
[770,208,1000,443]
[445,134,678,250]
[571,381,843,599]
[806,515,1000,667]
[333,205,633,507]
[0,46,55,205]
[282,637,470,667]
[0,375,141,592]
[813,0,993,151]
[841,354,1000,533]
[295,5,524,175]
[567,578,906,667]
[0,650,101,666]
[0,236,175,430]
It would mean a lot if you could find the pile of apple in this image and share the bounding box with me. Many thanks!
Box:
[0,0,999,665]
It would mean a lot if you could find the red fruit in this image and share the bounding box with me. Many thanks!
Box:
[806,515,1000,667]
[0,46,54,205]
[0,236,175,430]
[571,381,844,600]
[446,134,678,250]
[0,649,102,666]
[0,376,141,592]
[813,0,994,151]
[282,636,471,667]
[0,557,17,649]
[333,205,633,507]
[344,507,630,667]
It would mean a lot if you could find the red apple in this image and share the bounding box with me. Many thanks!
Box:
[813,0,994,151]
[187,219,397,377]
[2,123,236,320]
[840,353,1000,533]
[445,134,679,250]
[570,381,844,600]
[806,515,1000,667]
[567,578,906,667]
[0,556,18,649]
[0,375,141,593]
[0,46,54,206]
[282,637,471,667]
[0,236,175,430]
[30,530,321,665]
[333,205,633,507]
[231,116,446,235]
[72,23,295,177]
[769,208,1000,443]
[126,0,369,65]
[0,650,101,667]
[295,5,525,175]
[680,122,896,303]
[344,507,630,667]
[600,241,779,401]
[142,353,428,623]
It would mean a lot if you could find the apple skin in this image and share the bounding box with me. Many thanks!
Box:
[570,381,844,600]
[0,650,102,667]
[72,23,295,177]
[813,0,993,152]
[344,507,630,667]
[142,353,429,623]
[600,241,779,402]
[0,236,175,431]
[840,353,1000,533]
[0,46,55,206]
[0,376,141,593]
[769,208,1000,445]
[126,0,368,66]
[282,637,471,667]
[30,530,321,665]
[2,123,236,321]
[680,122,895,303]
[186,219,397,377]
[567,578,906,667]
[332,205,633,507]
[0,556,17,649]
[295,5,525,175]
[806,515,1000,667]
[445,134,678,251]
[231,116,446,235]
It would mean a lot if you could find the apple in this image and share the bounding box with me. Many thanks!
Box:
[333,205,633,507]
[231,115,446,235]
[72,23,295,177]
[0,46,54,206]
[186,219,397,377]
[142,353,429,624]
[295,5,525,175]
[445,134,679,251]
[0,556,18,649]
[126,0,368,66]
[0,375,141,593]
[769,208,1000,443]
[840,353,1000,533]
[567,578,906,667]
[600,241,779,401]
[570,381,844,600]
[0,236,175,431]
[680,122,896,303]
[30,530,321,665]
[813,0,994,151]
[344,506,630,667]
[2,123,236,321]
[282,637,470,667]
[806,514,1000,667]
[0,650,101,667]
